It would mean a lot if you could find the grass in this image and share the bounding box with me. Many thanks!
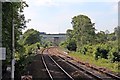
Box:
[69,52,120,73]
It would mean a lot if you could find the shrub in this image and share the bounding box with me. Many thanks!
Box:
[67,40,77,51]
[94,44,110,60]
[109,47,120,62]
[59,41,68,48]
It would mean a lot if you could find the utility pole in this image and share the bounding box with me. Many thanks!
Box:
[11,1,30,79]
[0,2,2,80]
[11,2,15,80]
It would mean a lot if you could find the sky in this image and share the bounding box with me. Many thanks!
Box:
[23,0,119,34]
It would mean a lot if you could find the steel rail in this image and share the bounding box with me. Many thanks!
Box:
[48,54,74,80]
[52,47,120,80]
[41,55,53,80]
[58,55,120,80]
[42,48,74,80]
[58,55,119,80]
[47,47,120,80]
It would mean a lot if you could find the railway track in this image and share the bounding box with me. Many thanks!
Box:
[42,49,99,80]
[46,49,95,80]
[47,47,120,80]
[22,47,120,79]
[57,56,116,80]
[42,51,74,79]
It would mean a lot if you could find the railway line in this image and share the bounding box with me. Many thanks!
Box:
[42,54,73,80]
[46,47,120,80]
[23,47,120,80]
[53,48,120,80]
[41,49,95,80]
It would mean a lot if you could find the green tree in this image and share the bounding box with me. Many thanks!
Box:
[96,31,107,43]
[2,2,28,77]
[71,15,95,51]
[66,29,74,40]
[66,29,77,51]
[19,29,42,46]
[67,39,77,51]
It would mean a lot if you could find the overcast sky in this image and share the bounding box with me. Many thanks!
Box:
[23,0,118,34]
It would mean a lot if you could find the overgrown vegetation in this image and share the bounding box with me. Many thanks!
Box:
[2,2,29,79]
[14,29,42,78]
[2,2,44,78]
[60,14,120,72]
[69,52,120,72]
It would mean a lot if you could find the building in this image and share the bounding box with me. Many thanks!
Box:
[40,32,66,46]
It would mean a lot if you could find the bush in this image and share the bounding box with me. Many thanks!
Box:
[67,40,77,51]
[59,41,68,48]
[109,47,120,62]
[94,44,110,60]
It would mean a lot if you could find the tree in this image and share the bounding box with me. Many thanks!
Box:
[96,31,107,43]
[67,39,77,51]
[66,29,74,40]
[71,15,95,51]
[2,2,28,77]
[18,29,42,46]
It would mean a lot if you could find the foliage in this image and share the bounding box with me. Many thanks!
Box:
[95,31,107,43]
[59,13,120,73]
[67,39,77,51]
[17,28,42,59]
[42,41,52,48]
[2,2,44,78]
[15,28,42,78]
[64,14,119,64]
[24,43,40,55]
[66,29,75,41]
[2,2,28,74]
[94,44,110,60]
[109,45,120,62]
[71,15,96,51]
[19,29,42,45]
[15,53,35,78]
[65,29,76,51]
[59,41,68,48]
[69,52,120,72]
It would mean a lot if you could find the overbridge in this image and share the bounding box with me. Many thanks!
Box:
[40,32,66,46]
